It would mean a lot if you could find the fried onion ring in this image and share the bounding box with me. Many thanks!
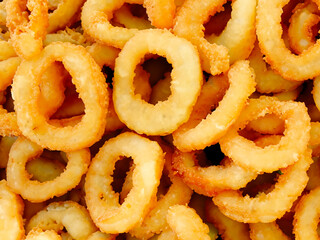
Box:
[6,0,48,59]
[256,0,320,81]
[173,0,229,75]
[173,60,255,152]
[26,201,97,239]
[85,132,165,233]
[113,29,202,136]
[220,96,311,173]
[12,42,109,151]
[249,222,289,240]
[206,0,256,64]
[6,137,90,202]
[212,149,312,223]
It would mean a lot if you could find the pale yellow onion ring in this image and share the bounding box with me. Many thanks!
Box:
[206,201,251,240]
[6,137,90,202]
[256,0,320,81]
[143,0,175,29]
[113,3,153,30]
[219,96,310,173]
[293,187,320,240]
[173,0,229,75]
[6,0,48,59]
[166,204,211,240]
[173,60,255,152]
[26,201,97,239]
[248,42,302,94]
[0,180,24,240]
[206,0,256,64]
[81,0,141,48]
[212,149,312,223]
[47,0,85,33]
[113,29,202,136]
[85,132,165,233]
[288,1,320,55]
[171,151,258,196]
[249,222,289,240]
[12,42,109,151]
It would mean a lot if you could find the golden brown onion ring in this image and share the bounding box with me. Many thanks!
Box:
[171,150,257,196]
[173,0,229,75]
[256,0,320,81]
[26,201,97,239]
[143,0,175,29]
[220,96,310,173]
[288,1,320,55]
[173,60,255,152]
[81,0,141,48]
[213,149,312,223]
[206,0,256,64]
[12,42,109,151]
[85,132,165,234]
[6,0,48,59]
[6,137,90,202]
[113,29,202,136]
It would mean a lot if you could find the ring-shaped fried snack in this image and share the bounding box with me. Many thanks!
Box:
[256,0,320,81]
[81,0,142,48]
[48,0,85,33]
[173,60,255,152]
[6,0,48,59]
[206,0,256,64]
[173,0,229,75]
[293,186,320,240]
[288,1,320,55]
[26,201,97,239]
[113,29,202,136]
[250,222,289,240]
[220,96,310,173]
[85,132,165,234]
[12,42,109,151]
[212,149,312,223]
[6,137,90,202]
[0,180,24,240]
[171,151,258,197]
[166,204,211,240]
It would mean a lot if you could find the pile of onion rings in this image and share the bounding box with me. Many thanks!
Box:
[0,0,320,239]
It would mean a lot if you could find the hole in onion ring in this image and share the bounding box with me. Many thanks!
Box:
[240,171,279,198]
[111,156,133,198]
[204,1,231,37]
[142,55,172,86]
